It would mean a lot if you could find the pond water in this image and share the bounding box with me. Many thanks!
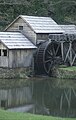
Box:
[1,77,76,117]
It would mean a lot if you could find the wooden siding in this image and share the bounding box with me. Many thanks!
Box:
[6,18,37,45]
[0,42,35,68]
[37,33,49,42]
[0,57,8,67]
[0,42,7,49]
[0,42,8,67]
[0,87,32,108]
[8,49,34,68]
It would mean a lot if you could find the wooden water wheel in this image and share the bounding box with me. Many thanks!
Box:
[34,41,62,75]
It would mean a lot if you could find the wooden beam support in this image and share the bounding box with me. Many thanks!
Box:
[69,42,72,66]
[61,41,64,61]
[64,43,71,62]
[71,48,76,66]
[64,42,73,66]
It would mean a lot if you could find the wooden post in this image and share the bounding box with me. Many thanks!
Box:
[69,41,72,66]
[61,41,64,61]
[71,42,76,66]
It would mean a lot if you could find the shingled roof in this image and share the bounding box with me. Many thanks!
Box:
[0,32,37,49]
[60,25,76,34]
[5,15,64,33]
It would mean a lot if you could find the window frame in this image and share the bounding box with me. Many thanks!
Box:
[2,49,8,56]
[0,49,1,56]
[19,26,23,30]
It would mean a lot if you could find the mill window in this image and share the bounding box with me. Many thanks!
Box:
[19,26,23,30]
[3,50,7,56]
[0,49,1,56]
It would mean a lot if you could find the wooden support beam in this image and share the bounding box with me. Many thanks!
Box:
[64,43,71,62]
[71,53,76,66]
[71,47,76,66]
[69,42,72,66]
[64,42,73,66]
[61,42,64,61]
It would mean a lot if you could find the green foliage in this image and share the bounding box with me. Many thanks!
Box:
[59,66,76,71]
[0,109,76,120]
[0,0,76,31]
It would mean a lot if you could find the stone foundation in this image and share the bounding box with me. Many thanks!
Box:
[0,67,32,79]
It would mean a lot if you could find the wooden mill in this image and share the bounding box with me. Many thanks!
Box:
[0,15,76,76]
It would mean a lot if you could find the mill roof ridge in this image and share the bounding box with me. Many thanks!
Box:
[5,15,64,33]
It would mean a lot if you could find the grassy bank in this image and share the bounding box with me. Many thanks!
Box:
[0,109,76,120]
[54,66,76,79]
[59,66,76,71]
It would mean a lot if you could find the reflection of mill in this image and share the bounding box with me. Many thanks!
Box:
[60,88,76,111]
[33,79,76,117]
[34,33,76,75]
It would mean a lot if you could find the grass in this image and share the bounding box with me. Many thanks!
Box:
[56,66,76,79]
[0,109,76,120]
[59,66,76,71]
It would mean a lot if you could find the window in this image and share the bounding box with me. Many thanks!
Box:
[0,49,1,56]
[1,100,6,108]
[19,26,23,30]
[3,50,7,56]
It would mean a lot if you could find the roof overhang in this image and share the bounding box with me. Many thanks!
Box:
[0,32,37,49]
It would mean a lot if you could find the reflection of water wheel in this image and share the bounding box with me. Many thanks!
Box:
[34,41,62,75]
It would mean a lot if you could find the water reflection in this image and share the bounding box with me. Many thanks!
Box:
[0,77,76,117]
[32,77,76,117]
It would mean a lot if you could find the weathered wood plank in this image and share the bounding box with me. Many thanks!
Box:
[61,42,64,61]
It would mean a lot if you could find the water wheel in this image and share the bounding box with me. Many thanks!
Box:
[34,41,62,75]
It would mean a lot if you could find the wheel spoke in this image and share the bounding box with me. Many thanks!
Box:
[55,44,60,56]
[47,56,52,59]
[47,50,52,56]
[47,61,53,73]
[52,46,56,56]
[44,59,51,63]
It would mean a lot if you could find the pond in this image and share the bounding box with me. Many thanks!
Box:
[0,77,76,117]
